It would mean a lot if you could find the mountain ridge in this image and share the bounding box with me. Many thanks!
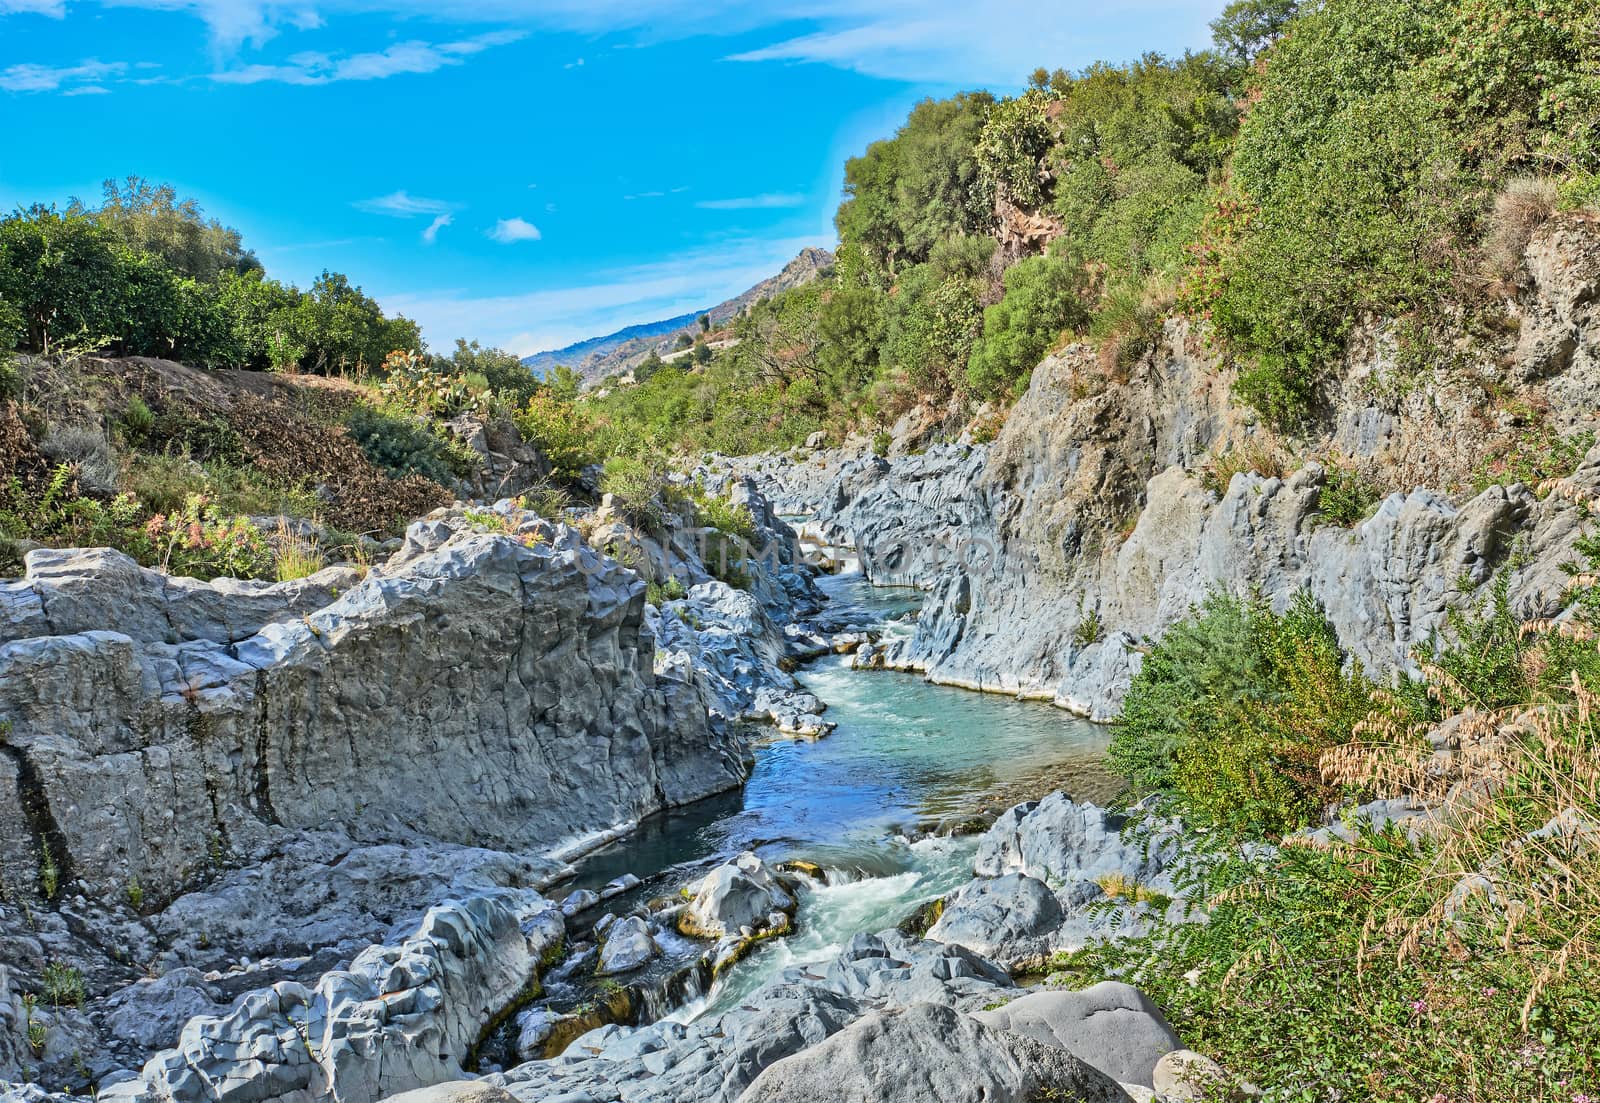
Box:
[522,246,834,385]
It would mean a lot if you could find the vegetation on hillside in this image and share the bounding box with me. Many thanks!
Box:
[0,177,420,373]
[584,0,1598,453]
[1065,533,1600,1100]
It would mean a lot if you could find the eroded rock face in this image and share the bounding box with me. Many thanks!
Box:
[0,516,741,909]
[112,889,564,1103]
[973,984,1181,1089]
[728,217,1600,721]
[0,511,746,1089]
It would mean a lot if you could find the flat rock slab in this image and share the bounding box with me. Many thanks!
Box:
[974,982,1181,1088]
[382,1082,520,1103]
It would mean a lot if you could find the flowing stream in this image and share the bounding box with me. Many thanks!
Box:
[550,569,1114,1029]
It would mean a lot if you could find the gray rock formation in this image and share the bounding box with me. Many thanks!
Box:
[0,509,746,1088]
[738,1001,1129,1103]
[596,917,659,976]
[973,984,1182,1089]
[490,931,1023,1102]
[110,889,563,1103]
[727,217,1600,722]
[975,794,1179,890]
[677,853,796,941]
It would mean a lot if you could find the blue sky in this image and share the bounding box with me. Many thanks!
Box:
[0,0,1219,355]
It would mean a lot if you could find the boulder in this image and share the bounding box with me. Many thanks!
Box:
[596,917,659,976]
[678,854,796,940]
[737,1002,1129,1103]
[975,794,1178,889]
[973,983,1181,1088]
[1152,1049,1235,1102]
[381,1082,520,1103]
[925,873,1064,972]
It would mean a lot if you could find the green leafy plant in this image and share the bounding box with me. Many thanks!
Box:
[41,962,85,1009]
[1108,589,1375,836]
[1317,464,1382,526]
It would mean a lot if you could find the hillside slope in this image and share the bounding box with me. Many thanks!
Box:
[522,246,833,386]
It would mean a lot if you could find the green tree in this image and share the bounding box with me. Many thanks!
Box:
[1210,0,1299,64]
[83,176,260,283]
[837,91,996,275]
[447,339,538,402]
[965,252,1087,397]
[0,205,124,351]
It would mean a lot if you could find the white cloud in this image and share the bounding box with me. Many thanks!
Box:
[487,217,541,244]
[353,190,457,218]
[0,0,66,15]
[211,29,525,85]
[380,235,824,355]
[63,83,112,95]
[40,1,1216,86]
[696,193,805,210]
[0,58,127,92]
[421,212,452,244]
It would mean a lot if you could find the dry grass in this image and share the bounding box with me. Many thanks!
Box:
[1483,177,1559,280]
[1199,439,1287,497]
[1321,651,1600,1030]
[271,518,326,582]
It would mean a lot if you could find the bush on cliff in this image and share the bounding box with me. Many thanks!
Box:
[1108,589,1375,836]
[1189,0,1600,426]
[1063,536,1600,1101]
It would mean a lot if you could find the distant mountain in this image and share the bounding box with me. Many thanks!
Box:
[522,246,834,386]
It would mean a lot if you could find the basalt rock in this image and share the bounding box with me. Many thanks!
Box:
[0,510,746,1088]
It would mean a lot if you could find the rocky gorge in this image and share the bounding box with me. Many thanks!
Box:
[732,215,1600,721]
[2,192,1597,1103]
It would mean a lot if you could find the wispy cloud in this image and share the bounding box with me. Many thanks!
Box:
[696,193,806,210]
[1,58,128,93]
[211,29,526,86]
[18,2,1215,86]
[421,213,453,244]
[380,234,824,355]
[0,0,65,15]
[354,191,462,243]
[487,217,541,244]
[354,190,457,218]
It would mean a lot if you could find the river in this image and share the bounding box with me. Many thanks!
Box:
[545,568,1114,1026]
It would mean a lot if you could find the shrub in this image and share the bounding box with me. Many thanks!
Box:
[272,519,325,582]
[1068,534,1600,1101]
[144,495,274,580]
[1483,177,1559,278]
[646,577,688,605]
[1317,464,1382,526]
[0,465,145,569]
[378,349,493,419]
[600,455,674,534]
[966,253,1088,398]
[41,962,85,1009]
[1199,441,1285,496]
[121,395,155,441]
[344,403,462,485]
[514,391,600,482]
[39,424,118,496]
[1108,589,1373,836]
